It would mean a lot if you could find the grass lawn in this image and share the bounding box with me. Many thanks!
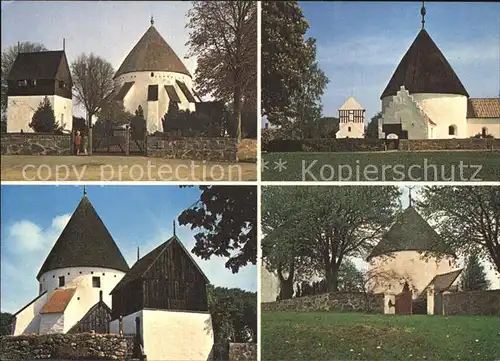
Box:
[262,311,500,361]
[262,151,500,181]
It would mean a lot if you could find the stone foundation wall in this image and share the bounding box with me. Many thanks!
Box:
[443,290,500,316]
[0,333,129,360]
[1,133,72,156]
[147,136,237,162]
[261,292,384,313]
[399,138,500,151]
[229,343,257,361]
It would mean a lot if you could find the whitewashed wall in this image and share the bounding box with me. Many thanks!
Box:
[115,71,196,134]
[336,122,364,138]
[12,293,48,335]
[467,118,500,138]
[142,309,213,361]
[39,313,64,334]
[7,95,72,133]
[109,310,143,335]
[367,251,457,298]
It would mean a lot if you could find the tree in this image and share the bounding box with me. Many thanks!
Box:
[365,112,382,139]
[207,285,257,344]
[186,1,257,142]
[135,105,144,119]
[262,1,313,127]
[1,113,6,133]
[418,186,500,273]
[461,252,490,291]
[1,42,47,116]
[263,186,401,293]
[178,186,256,273]
[0,312,13,336]
[71,53,115,155]
[28,96,63,133]
[337,259,364,292]
[96,99,134,131]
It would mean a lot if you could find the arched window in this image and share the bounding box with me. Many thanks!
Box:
[448,125,456,136]
[482,127,488,138]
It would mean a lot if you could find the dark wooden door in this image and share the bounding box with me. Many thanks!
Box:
[395,283,413,315]
[434,293,443,315]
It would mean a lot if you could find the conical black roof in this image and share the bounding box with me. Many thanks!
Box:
[37,196,130,279]
[114,25,191,79]
[381,29,469,99]
[367,207,452,260]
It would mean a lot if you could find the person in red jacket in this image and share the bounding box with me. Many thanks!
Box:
[74,131,82,155]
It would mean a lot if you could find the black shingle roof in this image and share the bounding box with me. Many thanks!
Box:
[37,196,130,279]
[381,29,469,99]
[367,207,453,260]
[7,51,69,81]
[110,235,209,294]
[114,25,191,79]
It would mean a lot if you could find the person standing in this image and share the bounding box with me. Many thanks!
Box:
[82,132,89,155]
[74,131,82,155]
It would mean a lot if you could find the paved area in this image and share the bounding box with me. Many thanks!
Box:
[1,155,256,181]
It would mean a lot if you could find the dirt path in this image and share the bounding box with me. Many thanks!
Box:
[1,155,256,181]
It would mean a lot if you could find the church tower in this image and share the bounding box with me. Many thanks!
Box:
[379,2,469,139]
[111,16,197,134]
[336,96,365,138]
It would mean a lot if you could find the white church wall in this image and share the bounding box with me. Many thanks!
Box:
[7,95,72,133]
[115,71,196,134]
[39,313,64,334]
[109,310,143,335]
[368,251,456,298]
[39,267,126,310]
[12,293,48,335]
[412,93,468,139]
[142,309,213,361]
[467,118,500,138]
[336,122,364,138]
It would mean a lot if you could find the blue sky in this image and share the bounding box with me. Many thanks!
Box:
[1,1,196,117]
[299,1,499,123]
[0,185,256,313]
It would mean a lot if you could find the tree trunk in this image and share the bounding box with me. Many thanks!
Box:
[326,267,339,292]
[279,278,294,300]
[234,84,242,143]
[88,113,93,156]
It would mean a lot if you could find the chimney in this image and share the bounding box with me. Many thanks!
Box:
[17,41,20,54]
[63,38,65,51]
[137,246,140,261]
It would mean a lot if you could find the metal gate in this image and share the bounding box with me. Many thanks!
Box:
[92,121,147,156]
[395,282,413,315]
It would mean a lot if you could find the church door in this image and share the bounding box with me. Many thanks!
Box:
[395,282,413,315]
[434,293,444,315]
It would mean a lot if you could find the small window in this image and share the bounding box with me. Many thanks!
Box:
[39,283,43,293]
[59,276,65,287]
[150,72,154,77]
[18,80,28,87]
[31,79,37,86]
[91,271,94,274]
[92,276,101,288]
[348,126,351,132]
[482,127,487,138]
[148,84,159,101]
[59,81,65,89]
[67,272,70,275]
[102,273,105,276]
[448,125,456,136]
[348,111,354,121]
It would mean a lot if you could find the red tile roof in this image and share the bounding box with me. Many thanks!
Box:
[40,288,76,314]
[467,98,500,118]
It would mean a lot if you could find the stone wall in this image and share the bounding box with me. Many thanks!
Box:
[1,133,72,156]
[0,333,129,360]
[443,290,500,316]
[229,343,257,361]
[261,292,385,313]
[147,136,237,162]
[399,138,500,151]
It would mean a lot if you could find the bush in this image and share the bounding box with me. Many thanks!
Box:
[29,96,63,133]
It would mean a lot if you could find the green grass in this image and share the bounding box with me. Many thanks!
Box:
[262,311,500,361]
[262,151,500,181]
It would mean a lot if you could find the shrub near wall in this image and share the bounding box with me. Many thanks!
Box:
[1,133,72,156]
[261,292,385,313]
[147,136,237,162]
[264,138,387,153]
[443,290,500,316]
[0,333,129,360]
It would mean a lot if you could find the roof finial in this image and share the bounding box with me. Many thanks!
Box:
[150,14,154,26]
[173,219,176,236]
[421,1,426,30]
[407,186,415,207]
[83,185,87,197]
[137,246,140,261]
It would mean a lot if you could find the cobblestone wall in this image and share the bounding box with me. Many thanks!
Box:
[443,290,500,316]
[1,133,72,155]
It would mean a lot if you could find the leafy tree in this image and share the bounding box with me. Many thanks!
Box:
[135,105,145,119]
[96,99,133,131]
[186,1,257,142]
[178,186,256,273]
[262,1,314,127]
[29,96,63,133]
[418,186,500,273]
[365,112,382,139]
[0,312,13,336]
[1,42,47,115]
[461,252,490,291]
[337,259,364,292]
[207,285,257,343]
[71,53,115,155]
[263,186,401,294]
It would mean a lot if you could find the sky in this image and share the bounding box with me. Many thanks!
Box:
[1,1,197,117]
[265,1,499,126]
[0,185,257,314]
